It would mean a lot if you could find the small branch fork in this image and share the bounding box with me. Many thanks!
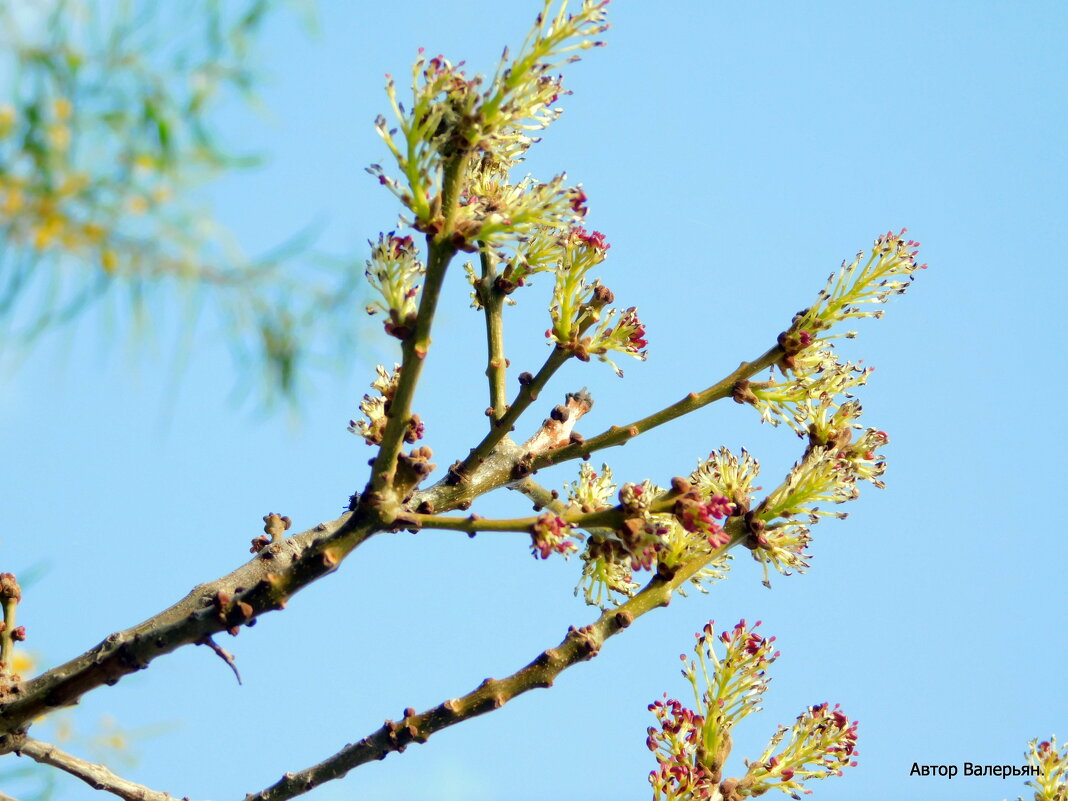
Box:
[243,519,749,801]
[16,737,193,801]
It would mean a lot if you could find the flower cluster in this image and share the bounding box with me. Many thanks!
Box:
[461,162,586,248]
[778,229,927,374]
[566,462,617,512]
[348,364,423,447]
[738,358,872,436]
[574,476,732,608]
[648,622,858,801]
[744,519,813,589]
[570,472,737,607]
[741,703,859,797]
[496,222,580,293]
[673,490,733,549]
[739,424,886,587]
[690,447,761,517]
[648,620,779,798]
[545,227,647,374]
[364,234,426,339]
[648,696,717,801]
[370,0,608,237]
[529,512,578,559]
[576,539,639,608]
[1019,736,1068,801]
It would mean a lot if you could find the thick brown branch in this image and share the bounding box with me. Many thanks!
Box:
[17,737,190,801]
[0,513,374,741]
[243,518,748,801]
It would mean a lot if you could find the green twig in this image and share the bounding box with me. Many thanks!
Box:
[367,150,474,501]
[530,345,783,470]
[450,345,572,483]
[414,343,784,514]
[242,517,749,801]
[479,246,509,421]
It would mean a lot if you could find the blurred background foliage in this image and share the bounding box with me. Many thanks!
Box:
[0,0,362,403]
[0,1,337,794]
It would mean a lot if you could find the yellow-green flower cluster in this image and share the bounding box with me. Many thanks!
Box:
[690,447,761,515]
[348,364,402,446]
[742,703,859,797]
[780,229,927,373]
[648,622,859,801]
[370,0,607,239]
[1019,736,1068,801]
[565,462,617,512]
[364,234,426,339]
[742,358,872,435]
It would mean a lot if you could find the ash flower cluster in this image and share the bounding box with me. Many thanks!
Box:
[739,359,872,436]
[690,447,761,517]
[461,161,586,248]
[799,229,926,330]
[732,404,887,587]
[1018,736,1068,801]
[364,234,425,339]
[349,364,423,447]
[566,462,617,512]
[648,622,858,801]
[530,512,577,559]
[368,0,608,239]
[744,702,859,797]
[731,232,925,456]
[782,229,927,368]
[546,227,647,374]
[573,475,731,609]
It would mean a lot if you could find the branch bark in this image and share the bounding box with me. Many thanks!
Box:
[17,737,190,801]
[413,344,784,514]
[0,512,372,742]
[243,517,748,801]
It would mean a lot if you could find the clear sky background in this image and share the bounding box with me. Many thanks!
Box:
[3,2,1067,800]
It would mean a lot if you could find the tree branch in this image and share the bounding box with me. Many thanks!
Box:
[414,343,784,514]
[509,476,565,512]
[17,737,190,801]
[367,149,473,499]
[243,518,750,801]
[449,345,572,484]
[478,246,509,421]
[0,512,373,741]
[529,345,784,470]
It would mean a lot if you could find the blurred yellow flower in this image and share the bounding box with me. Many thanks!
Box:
[101,248,118,273]
[12,649,35,675]
[0,103,15,137]
[1,185,24,215]
[52,97,73,120]
[46,122,72,151]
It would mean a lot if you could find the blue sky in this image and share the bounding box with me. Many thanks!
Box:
[3,2,1066,800]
